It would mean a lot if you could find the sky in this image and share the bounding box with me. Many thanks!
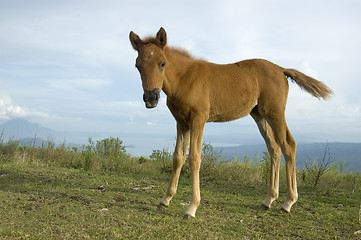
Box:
[0,0,360,155]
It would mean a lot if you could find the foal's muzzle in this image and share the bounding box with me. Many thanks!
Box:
[143,88,160,109]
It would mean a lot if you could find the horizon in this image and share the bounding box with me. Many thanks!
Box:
[1,117,360,157]
[1,1,361,153]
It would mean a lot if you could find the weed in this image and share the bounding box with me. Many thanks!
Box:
[149,148,172,174]
[260,151,271,184]
[304,143,333,187]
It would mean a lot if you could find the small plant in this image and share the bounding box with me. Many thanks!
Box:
[201,142,223,178]
[339,160,344,174]
[244,155,251,166]
[149,148,173,174]
[138,156,148,164]
[359,202,361,225]
[79,138,96,170]
[41,138,55,150]
[78,137,129,171]
[95,137,126,156]
[304,144,333,187]
[301,168,307,183]
[260,151,271,184]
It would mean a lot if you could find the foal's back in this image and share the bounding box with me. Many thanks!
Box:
[205,59,287,123]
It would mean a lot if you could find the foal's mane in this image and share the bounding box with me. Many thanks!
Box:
[142,36,160,45]
[166,47,196,60]
[143,35,197,60]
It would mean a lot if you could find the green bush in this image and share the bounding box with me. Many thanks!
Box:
[200,143,223,179]
[0,138,19,158]
[260,152,271,184]
[95,137,126,156]
[79,137,130,172]
[149,148,173,174]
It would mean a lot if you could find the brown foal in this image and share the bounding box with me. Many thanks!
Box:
[129,27,332,218]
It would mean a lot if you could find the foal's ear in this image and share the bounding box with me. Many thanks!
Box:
[156,27,167,48]
[129,31,142,51]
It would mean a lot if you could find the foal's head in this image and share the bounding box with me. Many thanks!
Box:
[129,27,168,108]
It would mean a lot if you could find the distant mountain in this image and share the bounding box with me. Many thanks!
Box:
[216,142,361,172]
[0,118,55,141]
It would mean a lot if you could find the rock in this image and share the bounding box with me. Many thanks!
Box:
[334,204,343,209]
[132,185,157,191]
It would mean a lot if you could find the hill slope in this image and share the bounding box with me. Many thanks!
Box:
[1,160,359,239]
[0,118,55,140]
[217,142,361,172]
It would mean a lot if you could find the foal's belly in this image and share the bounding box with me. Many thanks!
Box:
[207,97,258,123]
[207,111,250,122]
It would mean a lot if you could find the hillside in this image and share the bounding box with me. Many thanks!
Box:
[217,142,361,172]
[0,118,55,140]
[0,142,360,239]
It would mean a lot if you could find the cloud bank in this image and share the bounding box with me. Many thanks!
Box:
[0,0,360,147]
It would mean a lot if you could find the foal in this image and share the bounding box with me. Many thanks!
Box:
[129,27,332,218]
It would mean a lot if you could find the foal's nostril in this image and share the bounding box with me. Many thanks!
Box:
[154,90,160,100]
[143,88,161,108]
[143,90,158,102]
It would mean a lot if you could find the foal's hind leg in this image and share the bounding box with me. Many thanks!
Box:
[160,122,190,207]
[265,114,298,212]
[251,109,281,209]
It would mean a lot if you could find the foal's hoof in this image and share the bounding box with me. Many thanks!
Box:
[157,202,168,209]
[280,207,290,213]
[183,214,195,219]
[260,203,270,210]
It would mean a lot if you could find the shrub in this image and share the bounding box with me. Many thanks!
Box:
[200,143,223,178]
[81,137,130,172]
[149,148,173,174]
[95,137,126,156]
[0,138,19,157]
[260,152,271,184]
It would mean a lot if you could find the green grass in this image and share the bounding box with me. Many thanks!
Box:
[0,139,360,239]
[1,161,360,239]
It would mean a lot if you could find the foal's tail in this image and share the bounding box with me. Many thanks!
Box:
[283,69,333,100]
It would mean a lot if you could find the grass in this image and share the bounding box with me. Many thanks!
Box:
[0,139,360,239]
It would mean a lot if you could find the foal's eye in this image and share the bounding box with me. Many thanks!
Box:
[159,60,166,71]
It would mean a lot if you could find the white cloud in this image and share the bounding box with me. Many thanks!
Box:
[0,92,50,120]
[0,0,360,144]
[44,78,113,90]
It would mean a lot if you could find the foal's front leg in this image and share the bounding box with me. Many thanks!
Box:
[159,123,190,207]
[184,119,205,218]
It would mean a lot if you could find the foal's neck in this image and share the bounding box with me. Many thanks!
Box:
[163,47,198,97]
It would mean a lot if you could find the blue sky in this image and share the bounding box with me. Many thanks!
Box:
[0,0,360,154]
